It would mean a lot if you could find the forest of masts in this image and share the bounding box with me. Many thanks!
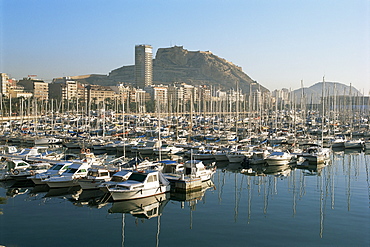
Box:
[0,88,369,129]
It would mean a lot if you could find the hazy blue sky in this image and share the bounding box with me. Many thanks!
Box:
[1,0,369,94]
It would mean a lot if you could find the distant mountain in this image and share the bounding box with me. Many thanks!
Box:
[291,82,362,104]
[108,46,268,93]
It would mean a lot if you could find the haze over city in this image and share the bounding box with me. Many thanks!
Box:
[1,0,369,94]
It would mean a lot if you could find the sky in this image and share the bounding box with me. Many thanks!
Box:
[1,0,369,94]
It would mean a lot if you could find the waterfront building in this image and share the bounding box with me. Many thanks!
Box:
[215,89,227,100]
[272,88,290,110]
[0,73,18,97]
[168,83,184,103]
[130,88,150,103]
[50,77,87,101]
[18,77,49,100]
[135,44,153,88]
[144,84,168,106]
[111,84,131,103]
[181,83,195,102]
[86,85,116,105]
[8,86,32,98]
[0,73,10,97]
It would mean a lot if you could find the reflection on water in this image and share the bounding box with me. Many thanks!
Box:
[0,150,369,246]
[109,193,169,218]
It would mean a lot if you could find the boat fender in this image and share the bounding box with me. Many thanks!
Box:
[12,169,20,175]
[30,170,35,176]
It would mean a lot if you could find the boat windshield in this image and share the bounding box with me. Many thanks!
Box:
[128,173,147,182]
[111,176,125,182]
[51,164,64,170]
[65,168,78,174]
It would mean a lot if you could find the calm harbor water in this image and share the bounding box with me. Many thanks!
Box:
[0,149,369,247]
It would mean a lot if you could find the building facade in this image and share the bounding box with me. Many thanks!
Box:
[135,44,153,88]
[86,85,117,105]
[18,77,49,100]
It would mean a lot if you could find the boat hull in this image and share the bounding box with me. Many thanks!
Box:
[265,159,290,166]
[344,141,364,149]
[78,178,109,190]
[46,179,80,188]
[108,185,170,201]
[226,155,246,163]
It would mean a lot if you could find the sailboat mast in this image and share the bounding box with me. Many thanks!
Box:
[321,76,325,146]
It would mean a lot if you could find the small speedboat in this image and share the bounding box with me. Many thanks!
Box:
[45,162,91,188]
[78,167,111,190]
[264,151,292,166]
[106,170,170,201]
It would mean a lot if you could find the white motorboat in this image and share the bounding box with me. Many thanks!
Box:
[0,146,64,163]
[34,137,63,145]
[264,151,292,166]
[365,140,370,150]
[344,139,364,149]
[78,167,111,190]
[190,148,216,160]
[9,161,52,181]
[159,160,184,174]
[226,150,251,163]
[183,160,216,182]
[2,159,31,181]
[99,170,133,193]
[213,150,230,161]
[249,149,270,165]
[29,161,72,185]
[0,147,42,160]
[106,170,170,201]
[137,140,162,155]
[153,144,184,155]
[45,162,91,188]
[0,159,30,181]
[299,145,331,164]
[331,136,345,148]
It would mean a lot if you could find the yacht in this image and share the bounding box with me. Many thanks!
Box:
[183,160,216,182]
[9,161,52,181]
[106,170,170,201]
[1,159,30,181]
[99,170,133,193]
[264,151,292,166]
[344,139,364,149]
[226,150,251,163]
[78,167,111,190]
[331,136,345,148]
[45,162,91,188]
[299,145,331,164]
[29,161,72,185]
[153,144,184,156]
[249,149,270,165]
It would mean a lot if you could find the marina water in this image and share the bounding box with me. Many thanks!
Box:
[0,150,369,246]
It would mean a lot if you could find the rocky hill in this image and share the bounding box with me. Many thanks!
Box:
[107,46,267,93]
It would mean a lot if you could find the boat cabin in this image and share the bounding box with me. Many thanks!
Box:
[160,160,184,174]
[7,160,30,171]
